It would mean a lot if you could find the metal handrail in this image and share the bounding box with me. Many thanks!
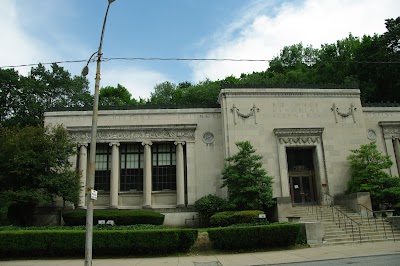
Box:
[302,193,323,220]
[359,204,396,242]
[325,193,362,243]
[358,204,377,230]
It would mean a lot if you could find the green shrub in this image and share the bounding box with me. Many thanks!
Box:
[0,228,198,258]
[210,210,264,227]
[210,211,235,227]
[0,224,163,231]
[194,194,227,227]
[207,223,301,250]
[62,209,165,226]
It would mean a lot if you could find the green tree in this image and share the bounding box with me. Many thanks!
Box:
[0,63,92,127]
[0,68,21,126]
[149,81,177,106]
[347,142,400,209]
[0,125,81,225]
[99,84,135,107]
[182,79,220,107]
[221,141,274,210]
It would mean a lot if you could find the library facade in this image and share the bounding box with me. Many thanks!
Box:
[44,88,400,225]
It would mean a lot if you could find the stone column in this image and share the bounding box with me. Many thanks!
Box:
[78,143,88,208]
[393,137,400,176]
[109,142,120,209]
[142,141,153,209]
[175,141,186,208]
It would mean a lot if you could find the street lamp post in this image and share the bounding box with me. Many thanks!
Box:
[82,1,116,265]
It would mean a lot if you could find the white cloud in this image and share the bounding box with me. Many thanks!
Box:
[191,0,400,82]
[100,64,171,100]
[0,0,167,100]
[0,0,47,75]
[0,0,89,76]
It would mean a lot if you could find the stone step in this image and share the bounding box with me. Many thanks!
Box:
[292,204,399,245]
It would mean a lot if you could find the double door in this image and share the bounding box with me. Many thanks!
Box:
[289,173,315,205]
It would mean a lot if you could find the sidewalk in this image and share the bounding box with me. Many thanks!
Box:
[1,241,400,266]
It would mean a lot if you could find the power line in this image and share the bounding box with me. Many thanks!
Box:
[1,57,400,69]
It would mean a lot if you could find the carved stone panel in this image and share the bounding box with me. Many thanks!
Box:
[68,125,196,142]
[274,128,324,146]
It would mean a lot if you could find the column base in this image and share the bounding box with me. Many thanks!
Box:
[142,205,152,209]
[176,204,186,208]
[109,205,119,209]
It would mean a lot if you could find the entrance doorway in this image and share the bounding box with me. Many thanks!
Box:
[287,148,317,205]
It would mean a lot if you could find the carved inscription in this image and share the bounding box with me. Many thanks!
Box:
[272,102,320,119]
[177,114,221,119]
[70,129,195,142]
[365,112,397,117]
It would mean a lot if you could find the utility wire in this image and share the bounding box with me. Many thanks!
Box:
[1,57,400,69]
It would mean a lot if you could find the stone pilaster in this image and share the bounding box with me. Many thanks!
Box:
[384,137,398,176]
[109,142,120,209]
[393,137,400,176]
[78,143,88,208]
[175,141,186,208]
[142,141,153,209]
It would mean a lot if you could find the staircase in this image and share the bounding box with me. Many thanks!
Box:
[291,204,400,245]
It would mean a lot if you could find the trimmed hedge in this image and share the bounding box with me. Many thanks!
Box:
[62,209,165,226]
[207,223,301,250]
[0,228,198,258]
[210,210,264,227]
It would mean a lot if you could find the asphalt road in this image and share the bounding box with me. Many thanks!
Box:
[269,254,400,266]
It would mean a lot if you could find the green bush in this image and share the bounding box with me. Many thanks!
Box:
[0,224,163,231]
[210,210,264,227]
[194,194,227,227]
[62,209,165,226]
[0,228,198,258]
[208,223,300,250]
[210,211,235,227]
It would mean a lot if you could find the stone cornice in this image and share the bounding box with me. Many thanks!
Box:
[379,122,400,138]
[68,124,197,142]
[274,128,324,136]
[218,88,360,103]
[274,128,324,145]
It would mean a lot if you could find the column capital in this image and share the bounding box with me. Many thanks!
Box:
[78,142,88,147]
[174,141,186,146]
[142,141,153,146]
[109,142,120,147]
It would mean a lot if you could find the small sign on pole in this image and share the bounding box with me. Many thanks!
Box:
[91,189,98,200]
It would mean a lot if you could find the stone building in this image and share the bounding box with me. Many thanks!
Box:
[44,88,400,225]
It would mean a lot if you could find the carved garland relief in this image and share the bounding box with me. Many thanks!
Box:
[231,104,259,125]
[331,103,357,123]
[278,136,321,145]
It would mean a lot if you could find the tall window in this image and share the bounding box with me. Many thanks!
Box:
[120,144,144,191]
[94,144,111,191]
[152,143,176,191]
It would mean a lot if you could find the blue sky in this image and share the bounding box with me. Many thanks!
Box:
[1,0,399,99]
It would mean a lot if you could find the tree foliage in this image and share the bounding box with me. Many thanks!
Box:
[0,125,81,225]
[99,84,136,107]
[0,63,92,127]
[194,194,227,227]
[221,141,274,210]
[347,142,400,210]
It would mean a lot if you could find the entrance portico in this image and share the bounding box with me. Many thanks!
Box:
[274,128,327,205]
